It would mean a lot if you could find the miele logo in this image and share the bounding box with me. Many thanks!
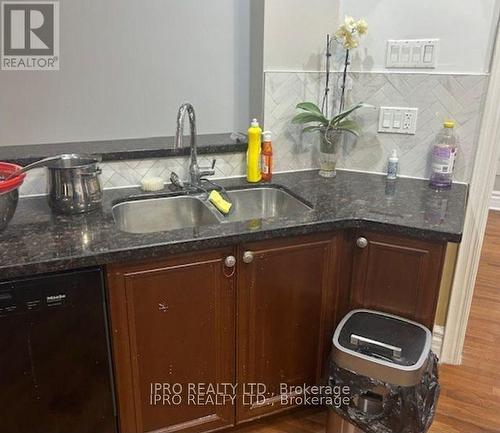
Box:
[46,294,66,302]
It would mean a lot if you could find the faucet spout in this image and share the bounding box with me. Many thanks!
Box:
[174,103,216,187]
[175,102,197,162]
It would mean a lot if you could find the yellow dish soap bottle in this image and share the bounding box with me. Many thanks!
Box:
[247,119,262,183]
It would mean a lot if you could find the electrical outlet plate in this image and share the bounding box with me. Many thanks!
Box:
[386,39,438,69]
[378,107,418,135]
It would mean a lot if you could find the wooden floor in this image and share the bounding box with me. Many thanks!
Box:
[431,211,500,433]
[235,408,327,433]
[235,212,500,433]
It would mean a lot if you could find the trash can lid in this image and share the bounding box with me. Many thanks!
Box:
[332,310,432,386]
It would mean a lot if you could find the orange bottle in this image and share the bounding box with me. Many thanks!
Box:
[261,131,273,182]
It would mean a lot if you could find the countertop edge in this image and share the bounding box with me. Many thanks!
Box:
[0,218,462,280]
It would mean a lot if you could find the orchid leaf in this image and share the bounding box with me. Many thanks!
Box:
[291,111,329,126]
[334,119,361,136]
[302,126,322,133]
[329,103,368,126]
[296,102,323,114]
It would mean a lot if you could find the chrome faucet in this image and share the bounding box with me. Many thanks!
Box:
[174,103,216,187]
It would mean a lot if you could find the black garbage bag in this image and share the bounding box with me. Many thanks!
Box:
[328,352,440,433]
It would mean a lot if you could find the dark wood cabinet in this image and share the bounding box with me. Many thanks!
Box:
[107,248,236,433]
[349,231,446,328]
[106,230,446,433]
[236,234,339,422]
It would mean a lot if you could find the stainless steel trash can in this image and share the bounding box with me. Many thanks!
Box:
[327,309,433,433]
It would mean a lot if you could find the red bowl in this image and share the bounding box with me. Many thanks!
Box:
[0,162,26,194]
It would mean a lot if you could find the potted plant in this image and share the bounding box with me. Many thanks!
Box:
[292,16,368,178]
[292,102,365,177]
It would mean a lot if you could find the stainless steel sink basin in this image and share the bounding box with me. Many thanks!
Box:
[223,187,312,222]
[112,186,312,234]
[112,196,220,234]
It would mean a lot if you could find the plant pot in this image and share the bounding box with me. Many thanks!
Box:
[318,128,344,178]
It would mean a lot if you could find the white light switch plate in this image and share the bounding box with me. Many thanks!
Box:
[386,39,438,69]
[378,107,418,135]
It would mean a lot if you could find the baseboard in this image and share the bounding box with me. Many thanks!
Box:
[490,191,500,210]
[432,325,445,360]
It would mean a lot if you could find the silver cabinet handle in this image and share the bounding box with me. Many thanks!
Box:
[242,251,254,264]
[356,237,368,249]
[224,256,236,268]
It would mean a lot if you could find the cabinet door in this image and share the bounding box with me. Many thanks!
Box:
[350,231,446,328]
[107,248,236,433]
[236,234,339,422]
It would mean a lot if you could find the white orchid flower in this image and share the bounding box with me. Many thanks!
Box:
[356,19,368,35]
[344,16,356,32]
[334,16,368,50]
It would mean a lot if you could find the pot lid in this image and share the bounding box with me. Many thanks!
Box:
[46,154,101,169]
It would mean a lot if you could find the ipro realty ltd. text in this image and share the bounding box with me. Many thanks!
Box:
[149,383,351,408]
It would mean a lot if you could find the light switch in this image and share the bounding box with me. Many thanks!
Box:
[423,45,434,63]
[412,46,422,63]
[382,110,392,128]
[393,112,402,129]
[401,45,411,63]
[390,45,400,64]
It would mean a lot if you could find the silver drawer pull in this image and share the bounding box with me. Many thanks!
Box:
[242,251,254,264]
[356,237,368,248]
[224,256,236,268]
[350,334,402,359]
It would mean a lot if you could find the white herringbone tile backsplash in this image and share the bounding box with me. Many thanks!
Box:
[264,71,488,182]
[19,152,246,196]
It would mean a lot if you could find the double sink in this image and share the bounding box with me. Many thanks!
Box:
[112,186,313,234]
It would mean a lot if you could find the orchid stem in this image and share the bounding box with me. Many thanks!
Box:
[321,34,332,117]
[339,49,350,114]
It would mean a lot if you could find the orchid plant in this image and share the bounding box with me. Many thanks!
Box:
[292,16,368,142]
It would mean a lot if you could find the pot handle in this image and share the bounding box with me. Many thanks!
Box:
[4,155,66,181]
[81,168,102,176]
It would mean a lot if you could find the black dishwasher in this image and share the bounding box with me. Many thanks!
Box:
[0,268,117,433]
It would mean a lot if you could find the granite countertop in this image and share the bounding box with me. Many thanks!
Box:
[2,133,246,165]
[0,170,467,279]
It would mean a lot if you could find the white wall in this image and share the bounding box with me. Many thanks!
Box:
[263,0,339,71]
[339,0,500,73]
[0,0,253,146]
[264,0,500,74]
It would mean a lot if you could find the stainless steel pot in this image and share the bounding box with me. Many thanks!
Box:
[46,154,103,214]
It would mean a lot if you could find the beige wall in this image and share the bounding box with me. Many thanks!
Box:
[263,0,339,71]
